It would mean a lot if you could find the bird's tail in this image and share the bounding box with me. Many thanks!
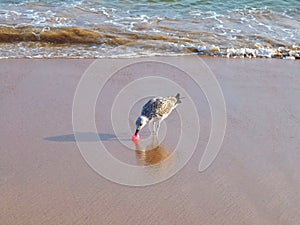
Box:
[175,93,183,104]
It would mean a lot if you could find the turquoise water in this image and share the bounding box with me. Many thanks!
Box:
[0,0,299,58]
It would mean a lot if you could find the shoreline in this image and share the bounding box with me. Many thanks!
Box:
[0,52,300,60]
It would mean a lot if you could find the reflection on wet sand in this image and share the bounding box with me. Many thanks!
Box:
[134,135,172,166]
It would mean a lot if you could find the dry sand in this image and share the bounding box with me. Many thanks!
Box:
[0,57,300,225]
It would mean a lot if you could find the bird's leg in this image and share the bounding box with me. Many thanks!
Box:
[151,132,159,148]
[151,121,156,135]
[155,121,161,135]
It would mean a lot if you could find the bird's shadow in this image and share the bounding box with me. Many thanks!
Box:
[44,132,129,142]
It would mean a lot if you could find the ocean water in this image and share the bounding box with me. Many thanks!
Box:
[0,0,299,58]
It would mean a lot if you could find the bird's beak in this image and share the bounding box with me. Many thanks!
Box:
[135,129,139,135]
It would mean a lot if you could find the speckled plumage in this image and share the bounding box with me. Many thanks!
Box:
[134,93,181,135]
[141,93,181,121]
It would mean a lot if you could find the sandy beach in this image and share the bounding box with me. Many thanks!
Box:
[0,56,300,225]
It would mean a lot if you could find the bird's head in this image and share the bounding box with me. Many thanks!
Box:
[135,116,149,135]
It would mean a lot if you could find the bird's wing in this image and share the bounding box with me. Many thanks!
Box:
[155,98,176,116]
[141,97,177,119]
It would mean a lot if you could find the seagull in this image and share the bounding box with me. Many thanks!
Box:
[132,93,182,141]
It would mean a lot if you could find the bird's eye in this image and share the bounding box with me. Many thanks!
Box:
[139,123,142,126]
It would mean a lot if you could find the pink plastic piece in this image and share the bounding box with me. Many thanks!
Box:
[132,133,140,142]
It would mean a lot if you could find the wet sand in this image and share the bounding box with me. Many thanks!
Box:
[0,57,300,224]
